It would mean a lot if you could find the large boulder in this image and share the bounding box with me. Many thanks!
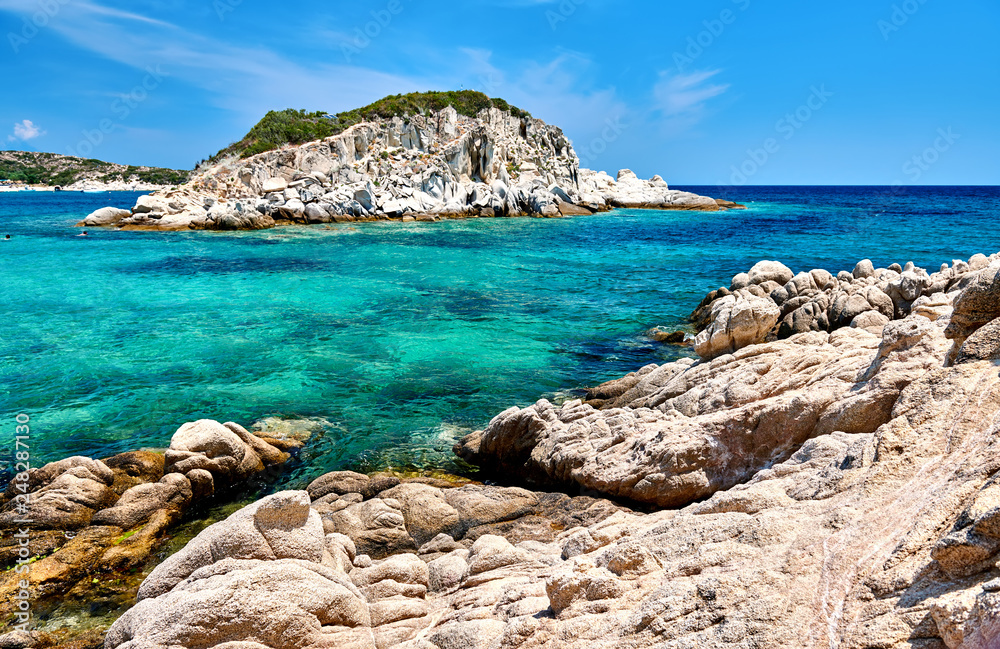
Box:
[133,194,183,215]
[209,201,275,230]
[90,473,192,529]
[136,491,326,600]
[80,206,130,226]
[262,176,288,193]
[748,260,794,286]
[107,559,370,649]
[693,294,780,360]
[163,419,287,493]
[102,450,166,495]
[459,312,951,508]
[956,318,1000,364]
[946,264,1000,352]
[0,457,116,531]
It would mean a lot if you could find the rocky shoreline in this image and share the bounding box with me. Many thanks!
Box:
[0,181,172,194]
[63,180,174,193]
[78,106,741,231]
[3,252,1000,649]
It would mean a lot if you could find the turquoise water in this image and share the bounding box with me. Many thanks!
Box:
[1,187,998,486]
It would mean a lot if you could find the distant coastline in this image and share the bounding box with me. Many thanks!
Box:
[0,150,188,196]
[0,181,172,193]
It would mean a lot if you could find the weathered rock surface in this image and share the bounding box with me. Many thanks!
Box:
[80,206,131,226]
[90,473,192,530]
[690,254,1000,364]
[107,479,628,649]
[20,256,1000,649]
[459,310,950,508]
[693,293,781,359]
[163,419,289,494]
[108,336,1000,648]
[86,104,738,232]
[0,419,300,621]
[946,264,1000,365]
[462,256,1000,511]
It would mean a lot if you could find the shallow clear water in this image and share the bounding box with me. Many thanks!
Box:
[1,186,997,486]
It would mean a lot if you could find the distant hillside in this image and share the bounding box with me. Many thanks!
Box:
[207,90,531,165]
[0,151,189,187]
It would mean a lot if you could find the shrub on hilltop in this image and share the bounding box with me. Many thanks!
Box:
[208,90,531,164]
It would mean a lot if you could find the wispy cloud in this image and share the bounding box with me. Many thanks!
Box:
[0,0,435,124]
[457,48,628,136]
[652,69,729,137]
[0,0,629,168]
[10,119,44,141]
[74,1,176,27]
[654,69,729,118]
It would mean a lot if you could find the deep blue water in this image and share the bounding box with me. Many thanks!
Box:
[1,186,997,486]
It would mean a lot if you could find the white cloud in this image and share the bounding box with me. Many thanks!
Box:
[455,49,628,143]
[651,69,729,138]
[654,69,729,118]
[0,0,436,126]
[0,1,629,168]
[11,119,44,141]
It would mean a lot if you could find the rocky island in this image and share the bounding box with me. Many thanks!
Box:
[79,91,741,231]
[3,249,1000,649]
[0,151,188,192]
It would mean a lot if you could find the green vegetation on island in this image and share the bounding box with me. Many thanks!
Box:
[0,150,189,187]
[207,90,531,164]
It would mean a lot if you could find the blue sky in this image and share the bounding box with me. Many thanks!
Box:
[1,0,997,185]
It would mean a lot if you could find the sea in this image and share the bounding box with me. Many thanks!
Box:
[1,186,998,489]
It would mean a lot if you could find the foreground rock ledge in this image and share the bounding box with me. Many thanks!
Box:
[33,252,998,649]
[460,252,999,509]
[0,419,302,628]
[78,105,741,231]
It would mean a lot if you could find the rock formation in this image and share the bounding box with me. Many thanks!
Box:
[8,254,1000,649]
[690,254,994,360]
[0,420,300,620]
[105,480,628,649]
[80,102,737,231]
[104,329,1000,648]
[462,254,999,507]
